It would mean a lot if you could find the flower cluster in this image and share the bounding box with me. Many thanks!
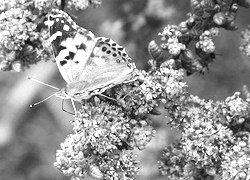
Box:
[72,99,157,152]
[34,0,62,12]
[196,28,218,54]
[158,142,186,179]
[0,7,45,71]
[159,91,250,179]
[156,6,250,179]
[54,92,149,179]
[218,92,250,129]
[0,0,24,11]
[0,0,102,72]
[155,0,250,75]
[55,61,187,179]
[54,130,139,180]
[67,0,102,10]
[220,131,250,180]
[159,25,186,56]
[0,1,54,71]
[240,25,250,59]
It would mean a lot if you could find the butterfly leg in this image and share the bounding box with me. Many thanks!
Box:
[98,94,117,102]
[70,98,77,116]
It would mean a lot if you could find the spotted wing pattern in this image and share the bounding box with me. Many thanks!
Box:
[48,9,136,101]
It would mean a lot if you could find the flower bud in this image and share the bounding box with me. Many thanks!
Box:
[179,21,189,33]
[148,40,164,62]
[231,3,239,12]
[213,12,226,25]
[191,0,201,10]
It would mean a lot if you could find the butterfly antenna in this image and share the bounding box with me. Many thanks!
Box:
[30,92,58,108]
[27,76,60,91]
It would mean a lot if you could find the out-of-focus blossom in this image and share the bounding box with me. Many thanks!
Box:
[0,0,25,11]
[67,0,102,10]
[145,0,176,20]
[34,0,61,12]
[240,25,250,59]
[0,8,38,51]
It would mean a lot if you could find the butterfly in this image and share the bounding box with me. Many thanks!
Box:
[47,9,136,114]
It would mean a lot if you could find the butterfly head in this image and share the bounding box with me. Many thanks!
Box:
[55,88,70,99]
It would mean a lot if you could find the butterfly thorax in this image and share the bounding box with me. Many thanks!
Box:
[55,81,93,101]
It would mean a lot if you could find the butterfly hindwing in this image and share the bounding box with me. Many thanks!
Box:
[89,37,135,83]
[48,9,96,83]
[66,37,136,99]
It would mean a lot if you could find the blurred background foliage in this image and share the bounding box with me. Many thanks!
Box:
[0,0,250,180]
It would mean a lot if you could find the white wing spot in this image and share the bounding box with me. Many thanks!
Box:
[45,19,54,27]
[55,49,69,62]
[73,49,88,62]
[56,18,59,22]
[61,20,64,23]
[61,38,77,53]
[63,25,70,31]
[49,31,62,43]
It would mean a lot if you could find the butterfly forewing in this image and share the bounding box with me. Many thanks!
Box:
[48,9,96,83]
